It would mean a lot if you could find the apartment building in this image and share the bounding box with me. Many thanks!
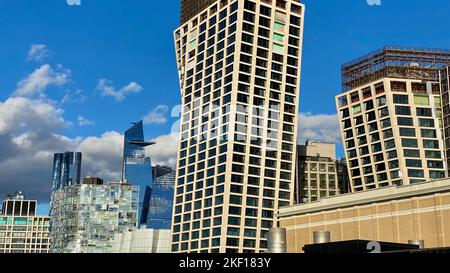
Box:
[295,140,349,204]
[441,66,450,168]
[172,0,305,253]
[0,192,50,253]
[336,47,450,192]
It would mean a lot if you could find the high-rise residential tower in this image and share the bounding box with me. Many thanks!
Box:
[51,152,82,191]
[122,121,155,227]
[337,47,450,192]
[172,0,305,253]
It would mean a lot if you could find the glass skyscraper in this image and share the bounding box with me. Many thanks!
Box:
[51,152,82,191]
[147,166,176,229]
[122,121,155,227]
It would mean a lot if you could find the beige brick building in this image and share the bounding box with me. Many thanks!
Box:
[277,179,450,253]
[337,47,450,192]
[171,0,305,253]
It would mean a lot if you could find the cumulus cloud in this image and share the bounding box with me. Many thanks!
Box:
[298,112,341,144]
[27,44,51,62]
[146,133,179,168]
[66,0,81,6]
[0,95,180,203]
[13,64,70,97]
[143,105,169,125]
[96,79,143,102]
[77,115,94,126]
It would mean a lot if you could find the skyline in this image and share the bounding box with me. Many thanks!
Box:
[1,0,450,208]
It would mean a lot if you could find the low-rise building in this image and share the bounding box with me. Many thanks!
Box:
[278,178,450,253]
[111,228,171,253]
[0,192,51,253]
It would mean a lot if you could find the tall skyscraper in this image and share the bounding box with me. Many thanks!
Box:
[147,166,176,230]
[172,0,305,253]
[440,66,450,168]
[51,152,82,191]
[50,181,139,253]
[337,46,450,192]
[122,121,155,227]
[0,192,51,253]
[295,140,349,204]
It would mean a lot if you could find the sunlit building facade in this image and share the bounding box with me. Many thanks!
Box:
[337,47,450,192]
[49,182,139,253]
[172,0,305,253]
[148,166,176,230]
[51,152,82,191]
[0,192,50,253]
[122,121,155,227]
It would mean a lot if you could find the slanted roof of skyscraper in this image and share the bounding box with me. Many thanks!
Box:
[341,46,450,92]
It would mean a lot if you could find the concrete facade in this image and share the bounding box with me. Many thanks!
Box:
[111,229,171,253]
[277,179,450,253]
[172,0,305,253]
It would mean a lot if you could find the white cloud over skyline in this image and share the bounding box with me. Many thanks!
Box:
[143,105,169,125]
[298,112,341,144]
[96,79,143,102]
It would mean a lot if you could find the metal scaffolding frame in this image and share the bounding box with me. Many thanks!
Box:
[342,46,450,92]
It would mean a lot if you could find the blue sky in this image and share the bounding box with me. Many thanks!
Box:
[0,0,449,214]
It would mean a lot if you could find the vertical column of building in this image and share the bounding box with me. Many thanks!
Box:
[172,0,304,253]
[441,66,450,171]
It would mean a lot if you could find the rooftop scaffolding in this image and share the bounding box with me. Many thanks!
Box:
[341,46,450,92]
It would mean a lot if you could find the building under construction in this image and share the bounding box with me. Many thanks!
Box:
[341,46,450,92]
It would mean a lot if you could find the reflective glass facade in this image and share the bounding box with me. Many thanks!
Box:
[51,152,82,191]
[147,166,176,229]
[49,183,139,253]
[122,121,154,226]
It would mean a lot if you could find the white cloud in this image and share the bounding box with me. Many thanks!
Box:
[298,112,341,144]
[66,0,81,6]
[146,133,179,168]
[96,79,143,102]
[77,115,94,126]
[13,64,70,97]
[0,96,179,203]
[143,105,169,125]
[27,44,51,62]
[60,89,86,105]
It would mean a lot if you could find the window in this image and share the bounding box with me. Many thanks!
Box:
[402,138,418,148]
[425,150,441,159]
[414,96,429,106]
[423,140,439,149]
[397,117,413,126]
[417,108,432,117]
[406,159,422,168]
[408,169,424,178]
[419,119,435,128]
[393,94,409,104]
[421,129,437,138]
[404,149,420,158]
[395,106,411,116]
[352,104,361,114]
[400,128,416,137]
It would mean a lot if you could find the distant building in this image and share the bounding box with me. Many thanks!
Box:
[0,192,50,253]
[111,228,171,253]
[49,181,139,253]
[51,152,82,191]
[295,140,350,204]
[82,177,104,185]
[277,178,450,253]
[147,166,176,230]
[122,121,155,227]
